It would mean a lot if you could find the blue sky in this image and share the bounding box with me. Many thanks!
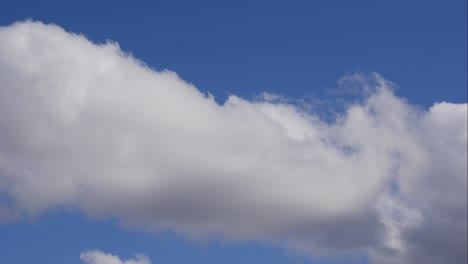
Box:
[2,0,465,105]
[0,1,466,264]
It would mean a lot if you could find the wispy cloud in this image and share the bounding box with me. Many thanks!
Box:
[80,250,151,264]
[0,21,466,263]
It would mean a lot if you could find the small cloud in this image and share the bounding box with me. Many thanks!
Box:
[80,250,151,264]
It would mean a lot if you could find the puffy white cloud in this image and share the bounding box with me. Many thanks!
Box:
[80,250,151,264]
[0,21,466,263]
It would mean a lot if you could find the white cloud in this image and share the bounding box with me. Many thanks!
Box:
[80,250,151,264]
[0,21,466,263]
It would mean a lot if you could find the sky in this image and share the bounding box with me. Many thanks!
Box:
[0,1,466,264]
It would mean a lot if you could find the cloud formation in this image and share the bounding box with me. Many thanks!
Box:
[0,21,466,263]
[80,250,151,264]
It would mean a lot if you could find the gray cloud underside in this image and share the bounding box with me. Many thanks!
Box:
[0,21,466,263]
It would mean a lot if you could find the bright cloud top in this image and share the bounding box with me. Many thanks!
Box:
[80,250,151,264]
[0,21,466,264]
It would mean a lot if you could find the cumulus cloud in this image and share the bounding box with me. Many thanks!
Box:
[80,250,151,264]
[0,21,466,263]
